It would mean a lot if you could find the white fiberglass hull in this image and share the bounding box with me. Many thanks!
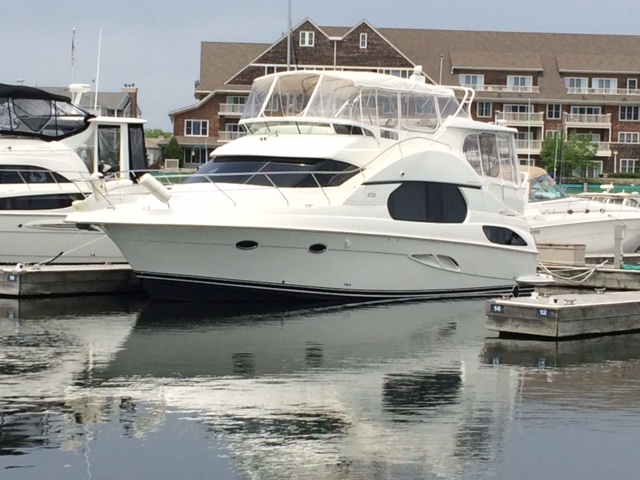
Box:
[0,211,125,264]
[100,221,538,302]
[529,214,640,254]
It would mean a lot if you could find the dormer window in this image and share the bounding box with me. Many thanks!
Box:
[300,31,314,47]
[360,33,368,49]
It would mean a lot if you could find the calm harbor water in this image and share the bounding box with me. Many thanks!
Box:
[1,294,640,479]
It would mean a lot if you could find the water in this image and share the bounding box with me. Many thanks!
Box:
[2,295,640,479]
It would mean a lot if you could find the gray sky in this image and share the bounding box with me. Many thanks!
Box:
[3,0,639,131]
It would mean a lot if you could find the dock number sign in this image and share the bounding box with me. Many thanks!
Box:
[489,304,504,314]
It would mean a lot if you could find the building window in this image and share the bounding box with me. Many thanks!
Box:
[507,76,532,92]
[504,104,533,113]
[380,68,410,78]
[477,101,492,118]
[580,161,603,178]
[621,159,640,173]
[545,130,559,138]
[565,77,588,93]
[299,31,315,47]
[185,120,208,136]
[628,79,638,91]
[570,106,601,115]
[360,33,367,49]
[592,78,617,94]
[547,104,561,120]
[620,105,640,121]
[458,74,484,89]
[619,132,640,143]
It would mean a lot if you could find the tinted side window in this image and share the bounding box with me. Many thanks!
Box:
[387,182,467,223]
[0,193,84,210]
[482,226,528,246]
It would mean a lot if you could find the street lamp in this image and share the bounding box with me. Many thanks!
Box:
[614,150,618,174]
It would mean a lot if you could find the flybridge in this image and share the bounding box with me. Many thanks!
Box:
[240,70,473,138]
[0,83,92,141]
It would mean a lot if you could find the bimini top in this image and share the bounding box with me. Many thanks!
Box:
[0,83,92,141]
[240,70,471,136]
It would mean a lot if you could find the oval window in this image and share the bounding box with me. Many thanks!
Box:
[236,240,258,250]
[308,243,327,254]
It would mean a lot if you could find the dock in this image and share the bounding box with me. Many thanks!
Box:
[485,291,640,339]
[0,264,141,297]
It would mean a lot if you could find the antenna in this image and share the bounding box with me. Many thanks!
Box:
[94,27,102,112]
[286,0,291,71]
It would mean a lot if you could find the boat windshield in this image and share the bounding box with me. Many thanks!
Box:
[529,172,567,202]
[185,155,359,188]
[241,72,467,134]
[0,84,91,140]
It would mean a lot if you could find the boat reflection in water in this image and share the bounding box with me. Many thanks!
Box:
[3,297,640,478]
[0,297,518,479]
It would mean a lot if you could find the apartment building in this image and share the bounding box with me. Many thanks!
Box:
[169,19,640,176]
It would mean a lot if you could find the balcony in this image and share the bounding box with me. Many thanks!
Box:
[218,131,245,142]
[515,139,542,154]
[219,103,246,116]
[567,87,640,96]
[495,111,544,126]
[472,85,541,94]
[594,142,611,157]
[563,113,611,128]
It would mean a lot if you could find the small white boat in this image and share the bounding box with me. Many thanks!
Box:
[0,83,150,264]
[68,68,544,302]
[522,166,640,254]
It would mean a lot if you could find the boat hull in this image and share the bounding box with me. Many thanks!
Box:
[0,212,125,264]
[102,223,538,302]
[529,215,640,254]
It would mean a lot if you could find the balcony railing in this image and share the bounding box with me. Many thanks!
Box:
[466,85,540,94]
[515,139,542,152]
[219,103,246,116]
[218,131,245,142]
[495,112,544,124]
[567,87,640,95]
[563,113,611,126]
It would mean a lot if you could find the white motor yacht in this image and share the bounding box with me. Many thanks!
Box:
[522,166,640,254]
[67,69,543,302]
[0,83,150,264]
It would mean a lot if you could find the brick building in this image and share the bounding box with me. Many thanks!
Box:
[168,19,640,176]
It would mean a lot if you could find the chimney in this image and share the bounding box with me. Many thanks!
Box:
[122,84,138,118]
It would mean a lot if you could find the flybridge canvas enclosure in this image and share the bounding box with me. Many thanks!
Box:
[0,83,92,141]
[241,71,469,133]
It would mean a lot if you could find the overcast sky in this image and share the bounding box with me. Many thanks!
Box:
[3,0,640,131]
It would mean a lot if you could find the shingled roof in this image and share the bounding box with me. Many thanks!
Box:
[194,25,640,106]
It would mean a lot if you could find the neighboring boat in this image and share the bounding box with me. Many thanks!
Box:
[522,166,640,254]
[67,69,543,302]
[0,83,150,264]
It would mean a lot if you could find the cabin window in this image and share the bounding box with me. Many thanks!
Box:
[0,193,85,210]
[387,182,467,223]
[462,135,483,175]
[0,165,71,184]
[97,126,121,174]
[400,93,438,130]
[483,226,528,246]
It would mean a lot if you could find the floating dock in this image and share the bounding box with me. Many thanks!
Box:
[485,291,640,339]
[0,264,141,297]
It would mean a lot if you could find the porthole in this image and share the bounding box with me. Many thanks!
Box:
[308,243,327,254]
[236,240,258,250]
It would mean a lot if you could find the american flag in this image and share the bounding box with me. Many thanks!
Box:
[71,28,76,66]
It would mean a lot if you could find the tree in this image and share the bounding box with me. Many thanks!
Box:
[539,131,598,180]
[162,136,183,167]
[145,128,172,138]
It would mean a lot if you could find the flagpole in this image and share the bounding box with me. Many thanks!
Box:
[71,28,76,83]
[94,27,102,112]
